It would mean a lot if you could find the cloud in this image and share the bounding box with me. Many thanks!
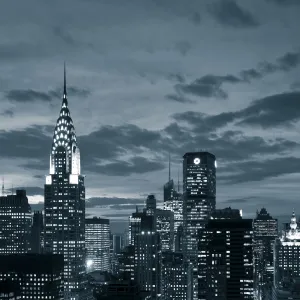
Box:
[174,41,192,56]
[0,109,14,117]
[209,0,259,28]
[239,68,262,81]
[176,74,241,99]
[5,87,90,103]
[267,0,300,5]
[165,94,194,103]
[13,186,44,196]
[173,92,300,129]
[224,157,300,183]
[223,196,258,204]
[85,197,144,208]
[89,156,165,176]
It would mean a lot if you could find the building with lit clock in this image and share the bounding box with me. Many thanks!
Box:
[44,66,89,300]
[182,151,216,300]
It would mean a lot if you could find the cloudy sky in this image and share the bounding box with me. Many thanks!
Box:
[0,0,300,232]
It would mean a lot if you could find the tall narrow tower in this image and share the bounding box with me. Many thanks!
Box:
[44,65,87,300]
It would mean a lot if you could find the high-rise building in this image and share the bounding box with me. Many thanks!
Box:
[85,217,110,273]
[273,212,300,299]
[145,194,156,215]
[182,151,216,299]
[155,209,174,251]
[0,279,20,300]
[0,253,64,299]
[44,66,87,300]
[112,234,123,255]
[29,211,44,254]
[119,245,135,281]
[134,213,161,299]
[253,208,278,300]
[161,251,192,300]
[198,208,254,300]
[0,190,31,254]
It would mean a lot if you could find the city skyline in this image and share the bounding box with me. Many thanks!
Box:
[1,0,300,232]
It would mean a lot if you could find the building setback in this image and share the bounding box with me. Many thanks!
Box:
[85,217,110,272]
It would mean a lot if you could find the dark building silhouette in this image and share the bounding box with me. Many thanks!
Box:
[44,66,88,299]
[29,211,44,254]
[0,253,64,299]
[253,208,278,300]
[0,279,20,299]
[119,245,135,281]
[96,280,149,300]
[85,217,110,273]
[198,208,254,300]
[0,190,31,254]
[134,213,160,299]
[182,151,216,299]
[161,251,192,300]
[145,194,156,215]
[175,224,183,252]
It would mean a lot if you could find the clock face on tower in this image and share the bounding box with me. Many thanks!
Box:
[194,158,200,165]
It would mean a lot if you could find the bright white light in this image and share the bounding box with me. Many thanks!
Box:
[194,158,200,165]
[215,160,217,168]
[240,209,243,217]
[86,259,93,268]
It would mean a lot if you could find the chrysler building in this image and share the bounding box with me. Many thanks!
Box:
[44,65,87,300]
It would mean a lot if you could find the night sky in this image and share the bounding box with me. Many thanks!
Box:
[1,0,300,232]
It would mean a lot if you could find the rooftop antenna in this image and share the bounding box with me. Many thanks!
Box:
[2,177,4,196]
[11,183,13,195]
[177,168,180,193]
[168,152,171,182]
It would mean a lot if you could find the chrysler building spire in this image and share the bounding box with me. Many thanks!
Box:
[49,64,80,175]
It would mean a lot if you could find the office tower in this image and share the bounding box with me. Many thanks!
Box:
[273,212,300,299]
[134,213,161,299]
[175,224,183,252]
[119,245,135,281]
[85,217,110,272]
[198,208,254,300]
[182,151,216,299]
[112,234,123,255]
[155,209,174,251]
[253,208,278,300]
[128,209,146,246]
[29,211,44,253]
[0,253,64,299]
[161,251,192,300]
[44,66,87,300]
[0,190,31,254]
[146,194,156,215]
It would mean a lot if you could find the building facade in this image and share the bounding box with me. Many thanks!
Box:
[0,253,64,299]
[156,209,174,251]
[273,212,300,299]
[85,217,110,273]
[0,190,31,255]
[44,67,87,299]
[182,151,216,299]
[198,208,254,300]
[29,211,44,254]
[253,208,278,300]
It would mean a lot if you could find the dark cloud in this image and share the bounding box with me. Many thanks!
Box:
[174,41,192,56]
[239,68,262,81]
[89,156,165,176]
[191,12,201,25]
[53,27,77,46]
[209,0,259,28]
[165,94,194,103]
[0,109,14,117]
[223,196,258,204]
[277,52,300,71]
[167,73,186,83]
[174,92,300,129]
[267,0,300,5]
[5,87,90,103]
[224,157,300,183]
[176,74,241,99]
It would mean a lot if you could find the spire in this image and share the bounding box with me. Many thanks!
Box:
[63,62,67,98]
[168,152,171,182]
[2,177,4,196]
[177,168,180,193]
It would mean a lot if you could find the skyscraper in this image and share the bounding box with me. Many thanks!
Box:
[198,208,254,300]
[85,217,110,273]
[29,211,44,254]
[253,208,278,300]
[0,190,31,255]
[273,212,300,299]
[182,151,216,299]
[155,209,174,251]
[44,65,87,300]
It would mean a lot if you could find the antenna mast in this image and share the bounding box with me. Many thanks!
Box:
[2,177,4,196]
